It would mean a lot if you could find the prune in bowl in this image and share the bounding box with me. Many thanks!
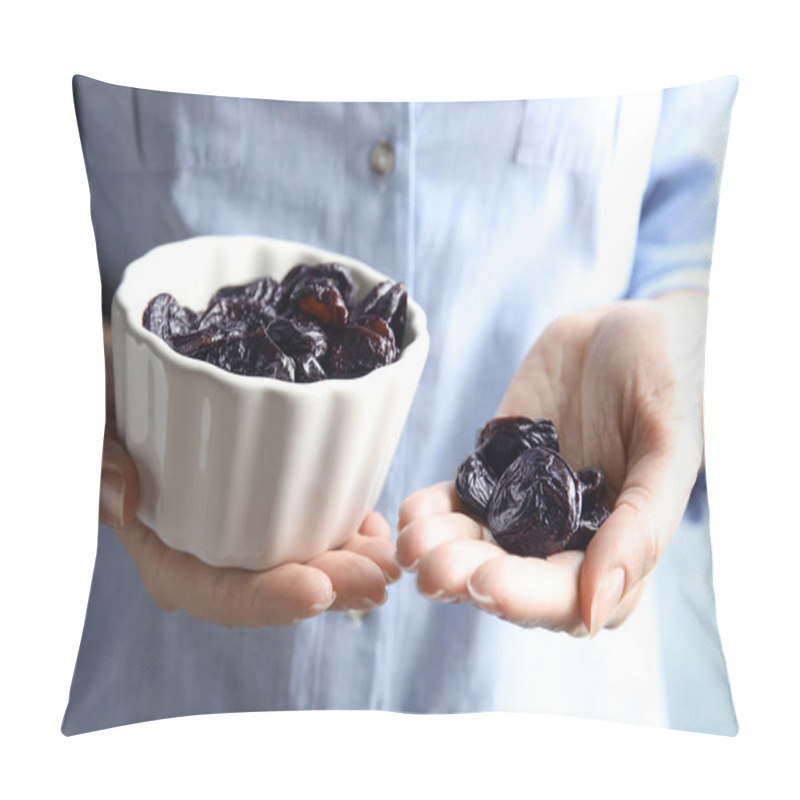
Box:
[111,235,429,570]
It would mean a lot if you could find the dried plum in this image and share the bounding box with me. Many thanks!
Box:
[198,296,277,333]
[290,277,349,328]
[210,276,278,305]
[141,262,407,382]
[475,416,559,477]
[267,316,328,359]
[294,353,327,383]
[566,467,610,551]
[565,504,610,552]
[487,448,581,558]
[576,466,604,501]
[351,314,397,358]
[276,262,355,312]
[356,280,408,346]
[170,320,249,357]
[454,415,610,558]
[326,321,396,378]
[197,328,295,380]
[142,293,197,343]
[454,453,496,519]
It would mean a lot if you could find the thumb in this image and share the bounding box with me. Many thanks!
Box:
[578,436,700,636]
[99,437,140,528]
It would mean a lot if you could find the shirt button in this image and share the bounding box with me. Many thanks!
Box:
[370,140,395,176]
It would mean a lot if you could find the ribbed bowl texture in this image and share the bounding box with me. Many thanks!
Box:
[111,235,429,570]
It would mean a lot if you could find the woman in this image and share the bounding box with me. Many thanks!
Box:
[64,75,738,734]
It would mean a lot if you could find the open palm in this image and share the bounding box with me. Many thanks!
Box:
[396,292,706,636]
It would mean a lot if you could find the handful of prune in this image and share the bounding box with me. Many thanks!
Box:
[454,416,610,558]
[142,262,408,381]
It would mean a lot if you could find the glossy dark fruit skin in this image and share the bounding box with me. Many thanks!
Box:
[141,262,408,382]
[142,293,197,341]
[352,313,396,350]
[576,466,604,501]
[198,296,277,334]
[454,453,497,519]
[294,353,327,383]
[267,316,328,359]
[565,503,610,551]
[170,320,249,356]
[327,319,397,378]
[453,415,611,558]
[197,328,295,380]
[276,262,355,313]
[487,448,581,558]
[356,280,408,346]
[475,416,559,477]
[210,275,278,305]
[565,467,610,551]
[290,277,349,327]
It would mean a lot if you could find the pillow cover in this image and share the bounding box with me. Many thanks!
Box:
[63,74,738,736]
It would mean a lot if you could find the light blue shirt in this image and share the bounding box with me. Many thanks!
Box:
[63,74,738,734]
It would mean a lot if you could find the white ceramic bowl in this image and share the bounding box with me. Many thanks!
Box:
[111,235,429,570]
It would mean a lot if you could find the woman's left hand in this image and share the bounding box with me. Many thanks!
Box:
[396,291,707,636]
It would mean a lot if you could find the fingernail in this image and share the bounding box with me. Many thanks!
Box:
[353,589,389,609]
[309,591,337,614]
[382,564,402,584]
[590,567,626,637]
[99,467,125,527]
[465,577,499,613]
[394,551,420,573]
[418,587,451,603]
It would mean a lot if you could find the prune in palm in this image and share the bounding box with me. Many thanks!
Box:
[487,447,581,558]
[566,466,610,550]
[577,467,604,501]
[565,503,609,551]
[475,416,559,477]
[454,453,496,520]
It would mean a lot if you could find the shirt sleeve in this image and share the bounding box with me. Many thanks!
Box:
[626,75,739,299]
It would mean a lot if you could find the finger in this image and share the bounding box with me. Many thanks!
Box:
[467,550,588,636]
[114,518,336,627]
[306,549,389,610]
[342,532,402,583]
[603,579,646,630]
[395,511,486,572]
[99,437,140,528]
[415,539,502,601]
[398,482,459,530]
[579,441,698,636]
[358,510,393,540]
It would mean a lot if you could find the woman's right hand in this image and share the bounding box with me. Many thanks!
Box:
[99,322,400,628]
